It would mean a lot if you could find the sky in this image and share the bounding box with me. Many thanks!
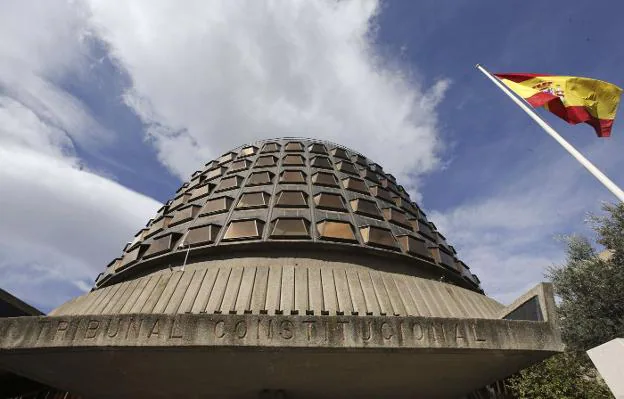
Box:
[1,0,623,313]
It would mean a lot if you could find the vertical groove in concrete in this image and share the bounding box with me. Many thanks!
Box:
[307,266,323,315]
[383,275,406,316]
[130,275,161,313]
[294,266,308,315]
[102,281,130,314]
[120,276,151,314]
[455,287,485,318]
[165,270,195,314]
[280,265,295,314]
[405,277,432,317]
[250,266,269,313]
[321,268,337,315]
[442,285,469,318]
[334,268,353,315]
[177,269,206,314]
[141,274,171,313]
[191,268,218,313]
[205,268,231,314]
[221,267,243,314]
[346,269,366,315]
[475,295,496,316]
[427,283,453,317]
[52,264,505,319]
[370,271,392,316]
[152,272,183,314]
[92,284,123,315]
[393,275,418,316]
[265,265,282,315]
[481,295,504,316]
[235,266,256,314]
[358,270,380,316]
[412,278,441,316]
[107,280,138,314]
[84,286,112,315]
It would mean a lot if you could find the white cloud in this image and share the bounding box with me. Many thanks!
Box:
[85,0,448,195]
[0,145,159,310]
[0,0,160,311]
[0,0,114,153]
[430,134,624,304]
[1,0,449,311]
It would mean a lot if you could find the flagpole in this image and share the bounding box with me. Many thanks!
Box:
[476,64,624,202]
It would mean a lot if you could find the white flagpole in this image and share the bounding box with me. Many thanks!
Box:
[476,64,624,202]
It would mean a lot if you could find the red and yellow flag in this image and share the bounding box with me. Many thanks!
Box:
[494,73,622,137]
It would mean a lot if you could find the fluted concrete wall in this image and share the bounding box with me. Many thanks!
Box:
[52,262,503,319]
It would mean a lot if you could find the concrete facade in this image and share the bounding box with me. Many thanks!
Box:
[0,138,563,398]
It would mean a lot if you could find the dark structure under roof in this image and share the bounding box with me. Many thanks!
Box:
[0,289,43,319]
[0,138,562,398]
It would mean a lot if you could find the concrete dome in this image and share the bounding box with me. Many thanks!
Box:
[1,138,563,399]
[54,138,489,319]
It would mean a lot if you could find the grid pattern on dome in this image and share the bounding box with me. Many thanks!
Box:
[99,138,481,291]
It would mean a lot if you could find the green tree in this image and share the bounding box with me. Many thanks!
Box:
[508,203,624,398]
[509,352,609,399]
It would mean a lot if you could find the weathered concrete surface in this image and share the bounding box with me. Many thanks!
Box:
[0,282,563,398]
[1,348,555,398]
[0,314,561,351]
[0,312,562,398]
[50,262,504,319]
[499,283,558,322]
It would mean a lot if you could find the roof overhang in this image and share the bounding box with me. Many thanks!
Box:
[0,283,563,398]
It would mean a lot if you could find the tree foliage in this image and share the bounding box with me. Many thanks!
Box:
[508,352,610,399]
[508,203,624,398]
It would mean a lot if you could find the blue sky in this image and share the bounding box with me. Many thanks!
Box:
[1,0,623,313]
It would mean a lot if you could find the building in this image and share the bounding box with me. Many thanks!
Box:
[0,288,77,399]
[0,138,562,398]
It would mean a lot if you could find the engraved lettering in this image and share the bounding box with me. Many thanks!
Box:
[125,317,141,339]
[430,323,445,343]
[55,320,69,340]
[37,320,51,341]
[362,320,373,341]
[279,320,294,340]
[302,320,316,340]
[455,324,465,341]
[85,320,100,339]
[412,322,424,340]
[215,320,226,338]
[381,322,394,340]
[337,320,349,341]
[148,319,160,338]
[169,317,184,339]
[235,320,247,339]
[107,318,120,338]
[471,323,486,342]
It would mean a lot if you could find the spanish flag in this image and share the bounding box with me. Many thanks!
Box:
[494,73,622,137]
